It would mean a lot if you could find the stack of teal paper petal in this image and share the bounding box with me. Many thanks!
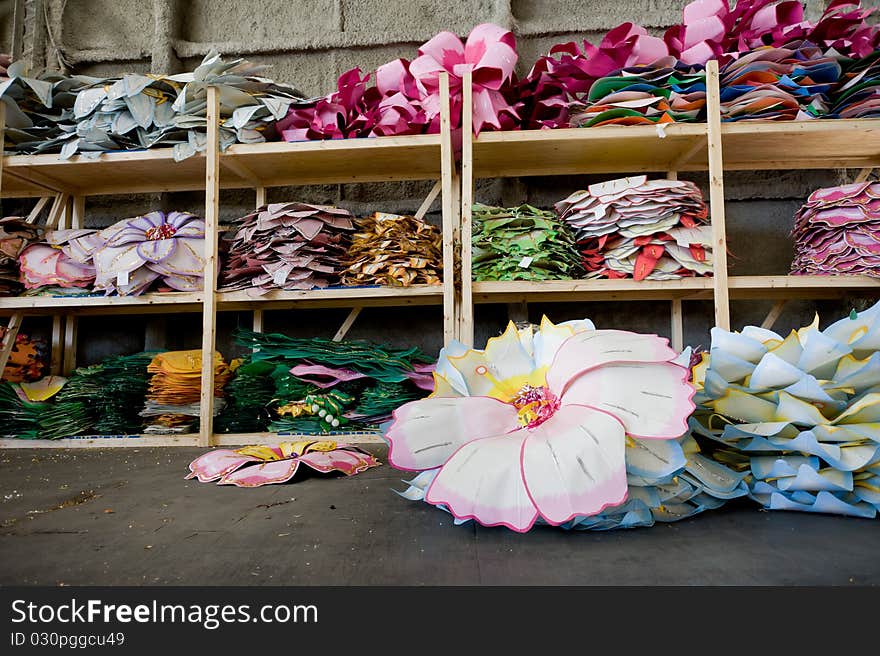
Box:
[691,301,880,519]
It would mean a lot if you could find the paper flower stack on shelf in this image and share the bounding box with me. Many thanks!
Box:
[569,60,707,127]
[0,327,46,383]
[691,302,880,518]
[827,50,880,119]
[232,330,433,434]
[0,375,95,440]
[18,229,102,291]
[388,317,746,531]
[471,204,584,281]
[219,203,354,294]
[141,350,233,433]
[0,217,42,296]
[93,211,206,295]
[342,212,443,287]
[790,181,880,277]
[0,52,307,160]
[717,43,842,121]
[555,175,713,280]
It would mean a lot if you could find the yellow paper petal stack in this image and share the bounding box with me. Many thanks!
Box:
[342,212,443,287]
[141,350,233,432]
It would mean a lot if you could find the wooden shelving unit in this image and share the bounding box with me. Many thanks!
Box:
[0,74,458,449]
[458,62,880,348]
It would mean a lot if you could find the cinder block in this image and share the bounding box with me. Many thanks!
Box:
[181,0,340,42]
[70,59,154,77]
[340,0,502,44]
[61,0,153,52]
[512,0,679,34]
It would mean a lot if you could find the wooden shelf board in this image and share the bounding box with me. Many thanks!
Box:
[472,278,715,303]
[728,275,880,299]
[0,292,204,316]
[0,431,385,449]
[720,119,880,171]
[217,284,444,310]
[1,134,444,198]
[472,124,709,179]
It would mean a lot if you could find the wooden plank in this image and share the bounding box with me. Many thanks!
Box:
[45,193,69,229]
[0,313,22,376]
[332,307,362,342]
[760,300,788,330]
[452,166,462,340]
[220,158,261,186]
[706,60,731,331]
[0,291,205,314]
[728,275,880,299]
[252,309,264,332]
[439,72,456,347]
[414,180,442,220]
[472,278,715,303]
[71,196,85,229]
[50,315,62,375]
[671,299,684,352]
[855,167,874,183]
[670,136,708,171]
[25,196,52,223]
[459,70,475,347]
[0,101,4,204]
[0,432,386,449]
[62,316,77,375]
[199,86,221,448]
[216,285,443,311]
[255,186,266,209]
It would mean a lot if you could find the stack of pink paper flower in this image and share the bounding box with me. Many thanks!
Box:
[18,229,101,290]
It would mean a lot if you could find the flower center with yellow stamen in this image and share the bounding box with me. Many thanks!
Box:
[512,384,559,429]
[145,224,177,240]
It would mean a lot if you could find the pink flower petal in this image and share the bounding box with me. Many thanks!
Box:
[219,459,301,487]
[186,449,263,483]
[387,395,519,472]
[425,431,538,532]
[297,447,379,476]
[546,330,677,397]
[521,404,627,524]
[561,362,694,440]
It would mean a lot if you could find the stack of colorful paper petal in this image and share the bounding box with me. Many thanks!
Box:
[234,330,432,433]
[342,212,443,287]
[790,181,880,277]
[141,350,232,433]
[0,376,93,440]
[0,327,46,383]
[214,357,276,434]
[569,59,707,127]
[718,43,842,121]
[18,229,101,290]
[472,204,584,281]
[0,217,42,296]
[555,175,713,280]
[826,50,880,119]
[691,301,880,518]
[220,203,354,294]
[93,211,205,296]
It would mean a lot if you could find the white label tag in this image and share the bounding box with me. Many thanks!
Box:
[117,270,130,287]
[518,256,533,269]
[655,123,667,139]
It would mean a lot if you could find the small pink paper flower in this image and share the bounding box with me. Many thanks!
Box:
[386,318,695,532]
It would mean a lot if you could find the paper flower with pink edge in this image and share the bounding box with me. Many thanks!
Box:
[408,22,520,135]
[386,317,695,532]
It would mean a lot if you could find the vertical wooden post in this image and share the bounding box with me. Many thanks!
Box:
[199,86,221,447]
[62,316,77,375]
[459,70,474,347]
[705,60,731,331]
[0,100,6,214]
[252,187,266,340]
[71,196,85,229]
[255,186,266,208]
[50,316,63,375]
[439,72,456,347]
[671,299,684,352]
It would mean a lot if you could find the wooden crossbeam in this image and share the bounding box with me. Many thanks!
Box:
[855,167,874,183]
[0,314,23,376]
[414,180,442,220]
[333,307,362,342]
[26,196,52,223]
[760,300,788,330]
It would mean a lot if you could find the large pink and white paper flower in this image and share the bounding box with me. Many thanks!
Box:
[386,317,695,532]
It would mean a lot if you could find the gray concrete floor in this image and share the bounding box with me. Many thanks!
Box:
[1,446,878,585]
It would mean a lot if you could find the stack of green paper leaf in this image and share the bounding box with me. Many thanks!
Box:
[0,382,42,439]
[472,204,584,281]
[91,352,155,434]
[215,358,277,433]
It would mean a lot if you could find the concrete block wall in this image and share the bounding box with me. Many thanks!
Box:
[4,0,880,364]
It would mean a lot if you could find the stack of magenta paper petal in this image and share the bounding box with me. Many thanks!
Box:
[93,211,206,295]
[18,229,101,291]
[691,301,880,518]
[790,181,880,277]
[0,217,42,296]
[569,59,707,127]
[719,42,842,121]
[555,175,713,280]
[220,203,354,294]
